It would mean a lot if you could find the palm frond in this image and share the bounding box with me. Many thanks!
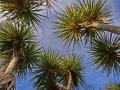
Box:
[77,0,112,23]
[54,5,83,46]
[55,0,112,45]
[103,82,120,90]
[0,21,35,59]
[32,49,61,90]
[89,33,120,76]
[60,53,85,88]
[0,0,45,27]
[17,43,42,79]
[44,0,57,9]
[32,49,86,89]
[73,0,112,43]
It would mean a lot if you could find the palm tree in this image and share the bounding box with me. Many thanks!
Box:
[0,0,57,27]
[89,33,120,76]
[54,0,120,86]
[0,0,44,27]
[0,22,42,90]
[0,0,120,89]
[55,0,120,45]
[32,50,85,90]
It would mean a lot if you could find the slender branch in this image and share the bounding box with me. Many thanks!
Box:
[115,52,120,57]
[66,70,72,90]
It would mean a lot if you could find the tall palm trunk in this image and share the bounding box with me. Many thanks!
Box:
[5,56,18,74]
[5,42,19,74]
[0,43,18,90]
[0,56,18,90]
[91,22,120,35]
[78,22,120,35]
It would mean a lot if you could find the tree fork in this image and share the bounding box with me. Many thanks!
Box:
[52,70,72,90]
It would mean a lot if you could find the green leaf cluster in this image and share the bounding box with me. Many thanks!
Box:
[32,50,85,90]
[89,33,120,76]
[0,22,42,78]
[0,0,44,27]
[55,0,112,45]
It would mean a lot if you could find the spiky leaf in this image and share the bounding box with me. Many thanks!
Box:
[89,33,120,76]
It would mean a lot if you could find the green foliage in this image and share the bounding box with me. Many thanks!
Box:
[0,0,44,27]
[77,0,111,22]
[103,82,120,90]
[60,54,85,87]
[32,49,61,90]
[0,0,119,90]
[32,50,85,90]
[55,0,112,45]
[89,33,120,76]
[17,43,42,78]
[0,22,34,58]
[55,5,83,46]
[0,22,43,78]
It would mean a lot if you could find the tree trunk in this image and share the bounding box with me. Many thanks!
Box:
[0,56,18,90]
[5,56,18,74]
[0,42,18,90]
[90,22,120,35]
[78,22,120,35]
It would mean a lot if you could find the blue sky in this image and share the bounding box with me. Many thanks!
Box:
[16,0,120,90]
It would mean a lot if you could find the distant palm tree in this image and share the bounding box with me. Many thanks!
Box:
[32,50,85,90]
[0,22,42,90]
[102,82,120,90]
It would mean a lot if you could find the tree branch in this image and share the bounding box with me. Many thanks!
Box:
[78,21,120,35]
[51,70,72,90]
[66,70,72,90]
